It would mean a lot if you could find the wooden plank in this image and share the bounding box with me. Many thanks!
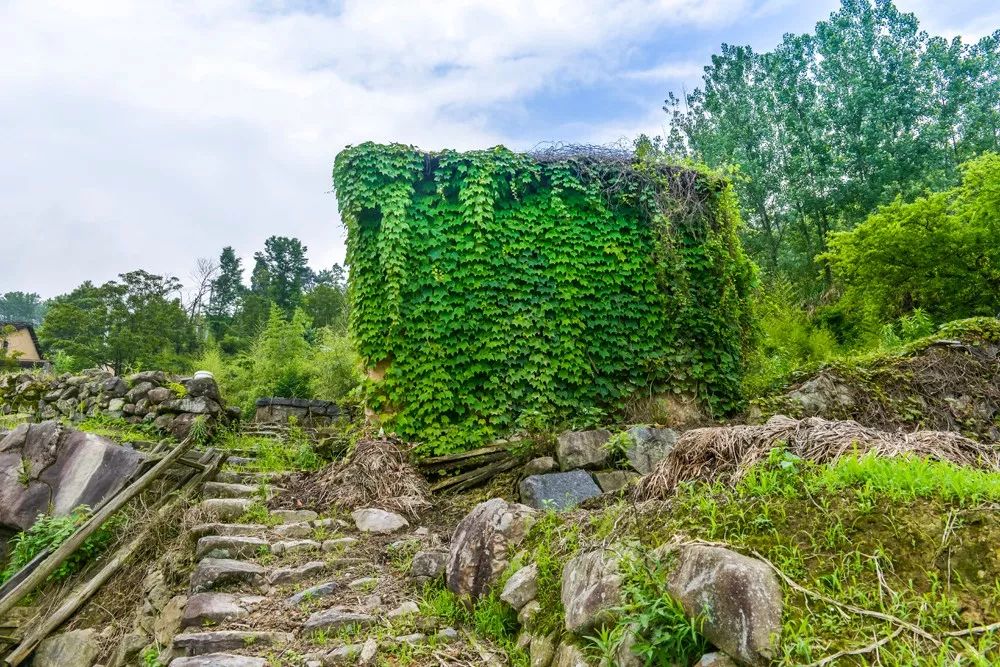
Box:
[0,436,196,620]
[419,444,508,467]
[2,450,223,666]
[429,455,522,493]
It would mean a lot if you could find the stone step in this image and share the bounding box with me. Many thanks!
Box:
[268,560,326,586]
[285,581,339,607]
[182,593,267,629]
[170,654,268,667]
[195,536,269,561]
[273,521,314,539]
[189,558,267,594]
[202,482,264,500]
[272,509,318,524]
[172,630,293,656]
[189,523,269,540]
[303,609,377,633]
[214,470,282,485]
[197,498,254,522]
[224,456,256,467]
[271,539,320,556]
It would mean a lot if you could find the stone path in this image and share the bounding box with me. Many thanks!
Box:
[159,454,467,666]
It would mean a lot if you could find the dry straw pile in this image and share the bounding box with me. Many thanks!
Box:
[636,415,1000,501]
[273,438,430,518]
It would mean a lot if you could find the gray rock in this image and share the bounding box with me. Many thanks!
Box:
[348,576,379,590]
[197,498,253,521]
[195,535,268,560]
[322,537,358,551]
[268,560,326,585]
[518,600,542,629]
[561,549,622,634]
[623,425,678,474]
[387,600,420,618]
[160,396,222,416]
[169,655,268,667]
[33,628,101,667]
[203,482,259,499]
[182,592,265,628]
[286,581,339,606]
[522,456,557,476]
[154,594,188,644]
[360,637,378,664]
[592,470,639,494]
[272,539,320,556]
[411,549,449,584]
[272,509,318,523]
[147,386,173,404]
[275,522,314,539]
[172,630,292,656]
[169,413,204,439]
[102,376,128,398]
[667,545,782,667]
[352,508,409,534]
[446,498,535,600]
[303,609,377,633]
[189,523,267,539]
[500,563,538,610]
[519,471,602,511]
[0,422,145,531]
[556,429,611,471]
[125,381,155,403]
[189,558,266,593]
[530,633,558,667]
[184,376,222,403]
[552,640,592,667]
[107,397,125,413]
[786,375,855,416]
[128,370,166,385]
[697,653,739,667]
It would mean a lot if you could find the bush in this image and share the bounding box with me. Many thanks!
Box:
[824,152,1000,326]
[310,329,363,401]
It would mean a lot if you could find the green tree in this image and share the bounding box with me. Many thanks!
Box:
[207,246,245,341]
[0,291,46,325]
[667,0,998,290]
[39,271,196,373]
[823,152,1000,324]
[253,236,310,315]
[303,264,348,332]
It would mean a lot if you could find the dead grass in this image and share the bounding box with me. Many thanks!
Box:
[271,438,430,518]
[636,415,1000,500]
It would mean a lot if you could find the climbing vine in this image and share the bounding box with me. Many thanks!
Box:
[333,143,756,453]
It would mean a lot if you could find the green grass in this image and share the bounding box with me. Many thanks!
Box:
[216,428,323,473]
[0,506,125,585]
[513,450,1000,665]
[75,414,162,443]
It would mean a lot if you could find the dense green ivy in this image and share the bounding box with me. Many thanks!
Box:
[334,143,755,453]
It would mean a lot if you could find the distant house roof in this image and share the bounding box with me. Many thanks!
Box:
[1,321,45,367]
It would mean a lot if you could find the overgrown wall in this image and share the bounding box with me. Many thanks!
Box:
[334,143,756,453]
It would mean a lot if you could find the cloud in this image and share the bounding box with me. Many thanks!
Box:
[624,61,706,82]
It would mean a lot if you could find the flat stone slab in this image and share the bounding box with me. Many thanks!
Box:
[189,558,266,594]
[170,654,268,667]
[272,509,318,524]
[268,560,326,586]
[352,508,408,534]
[189,523,267,540]
[272,539,320,555]
[172,630,292,656]
[203,482,261,499]
[286,581,339,606]
[303,609,377,633]
[182,593,266,628]
[592,470,640,494]
[322,537,358,552]
[198,498,253,521]
[196,536,269,561]
[274,522,314,539]
[519,470,602,510]
[556,429,611,471]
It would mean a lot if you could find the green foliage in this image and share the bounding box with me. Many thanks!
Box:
[824,153,1000,325]
[0,291,46,325]
[39,270,196,374]
[334,143,755,452]
[0,506,124,584]
[0,324,23,370]
[309,329,363,401]
[666,1,1000,290]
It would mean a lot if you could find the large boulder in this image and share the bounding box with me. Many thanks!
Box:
[622,425,678,474]
[561,548,623,634]
[557,429,611,471]
[519,471,602,510]
[184,375,222,403]
[33,628,101,667]
[0,422,145,531]
[447,498,535,600]
[667,545,782,667]
[160,396,222,416]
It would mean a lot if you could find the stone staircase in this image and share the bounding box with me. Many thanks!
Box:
[160,460,462,666]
